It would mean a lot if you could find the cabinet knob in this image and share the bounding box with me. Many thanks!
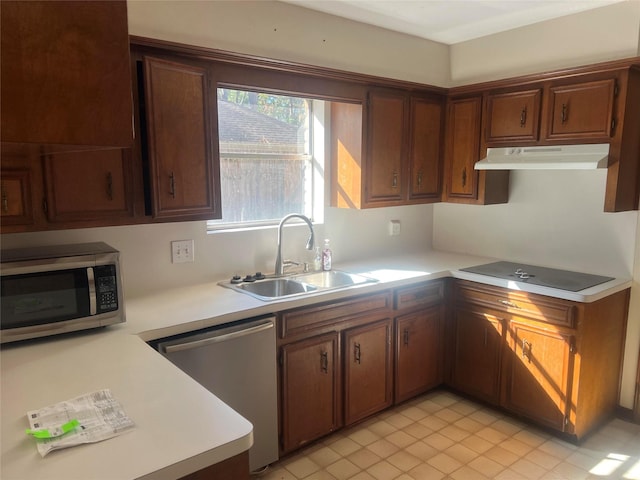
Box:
[403,329,410,346]
[392,172,398,189]
[522,339,532,361]
[417,171,423,187]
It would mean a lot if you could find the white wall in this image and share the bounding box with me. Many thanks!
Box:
[450,0,640,85]
[439,0,640,408]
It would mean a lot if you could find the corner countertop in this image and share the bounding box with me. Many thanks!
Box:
[1,250,632,480]
[0,332,252,480]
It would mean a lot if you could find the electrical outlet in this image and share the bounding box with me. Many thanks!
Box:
[171,240,194,263]
[389,220,401,236]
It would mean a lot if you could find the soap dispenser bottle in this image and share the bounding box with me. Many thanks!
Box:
[322,239,332,271]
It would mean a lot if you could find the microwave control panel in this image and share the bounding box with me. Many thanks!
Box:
[94,265,119,313]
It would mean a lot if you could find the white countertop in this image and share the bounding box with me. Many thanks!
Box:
[1,250,632,479]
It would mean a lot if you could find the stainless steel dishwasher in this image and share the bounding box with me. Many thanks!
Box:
[151,315,278,472]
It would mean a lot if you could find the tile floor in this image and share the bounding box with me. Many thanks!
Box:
[257,390,640,480]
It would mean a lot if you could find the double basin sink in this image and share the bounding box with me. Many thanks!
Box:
[221,270,378,301]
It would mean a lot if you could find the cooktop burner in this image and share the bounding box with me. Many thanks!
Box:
[460,261,614,292]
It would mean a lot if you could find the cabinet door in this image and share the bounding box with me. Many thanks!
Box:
[450,307,503,404]
[0,168,33,227]
[43,149,134,223]
[395,306,443,403]
[366,91,407,205]
[143,57,221,220]
[486,89,541,144]
[280,333,341,453]
[1,1,132,147]
[502,320,575,432]
[344,318,393,425]
[444,96,482,199]
[545,79,616,141]
[408,97,442,201]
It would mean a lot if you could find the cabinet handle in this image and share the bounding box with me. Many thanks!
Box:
[392,172,398,189]
[498,299,520,309]
[520,107,527,127]
[561,103,568,124]
[169,172,176,199]
[106,172,113,201]
[320,351,328,373]
[1,184,7,213]
[354,342,361,364]
[403,328,410,346]
[461,168,467,188]
[417,171,423,187]
[522,339,532,361]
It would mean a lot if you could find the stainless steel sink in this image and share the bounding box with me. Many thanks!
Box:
[294,270,377,289]
[235,278,318,300]
[221,270,377,301]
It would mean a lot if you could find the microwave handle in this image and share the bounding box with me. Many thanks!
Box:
[87,267,97,315]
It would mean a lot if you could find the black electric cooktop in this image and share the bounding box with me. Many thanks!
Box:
[460,261,614,292]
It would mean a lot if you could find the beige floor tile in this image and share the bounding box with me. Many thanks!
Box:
[509,457,550,480]
[536,438,577,460]
[413,399,444,414]
[427,452,463,474]
[482,444,520,467]
[386,450,421,472]
[365,438,400,459]
[443,443,479,464]
[449,465,491,480]
[448,399,479,416]
[429,392,460,407]
[417,414,448,431]
[460,434,494,454]
[366,460,402,480]
[330,437,366,457]
[433,407,463,423]
[384,413,414,430]
[511,428,550,448]
[493,468,528,479]
[403,440,438,462]
[347,448,382,470]
[260,466,298,480]
[439,424,471,442]
[500,436,535,457]
[453,416,485,434]
[385,430,416,449]
[366,420,398,438]
[304,471,338,480]
[325,458,361,480]
[491,417,524,436]
[349,472,376,480]
[284,457,321,479]
[347,428,381,447]
[401,422,433,440]
[467,454,505,477]
[468,409,501,425]
[525,447,562,469]
[476,425,509,444]
[308,446,343,468]
[407,462,447,480]
[423,432,455,450]
[398,405,428,421]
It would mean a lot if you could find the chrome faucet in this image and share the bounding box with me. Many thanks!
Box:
[275,213,315,276]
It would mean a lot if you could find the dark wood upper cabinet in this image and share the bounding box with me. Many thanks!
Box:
[408,97,444,200]
[0,1,133,149]
[544,78,616,141]
[485,89,542,144]
[141,56,221,221]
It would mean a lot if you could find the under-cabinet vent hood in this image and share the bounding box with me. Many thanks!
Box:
[475,144,610,170]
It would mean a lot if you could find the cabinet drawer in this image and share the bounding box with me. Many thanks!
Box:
[454,280,575,327]
[279,292,392,339]
[395,280,444,311]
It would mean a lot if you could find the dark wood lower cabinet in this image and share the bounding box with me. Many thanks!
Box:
[178,451,249,480]
[279,332,341,454]
[502,320,575,432]
[395,306,443,403]
[449,307,503,405]
[344,319,393,425]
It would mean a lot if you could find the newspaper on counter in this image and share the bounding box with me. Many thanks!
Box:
[26,389,135,457]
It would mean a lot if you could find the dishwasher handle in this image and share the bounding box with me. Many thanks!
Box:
[159,319,274,354]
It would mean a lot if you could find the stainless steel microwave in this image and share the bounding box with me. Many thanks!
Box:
[1,242,125,344]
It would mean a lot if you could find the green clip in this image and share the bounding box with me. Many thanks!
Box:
[26,419,80,439]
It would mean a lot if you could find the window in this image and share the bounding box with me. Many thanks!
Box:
[208,88,324,231]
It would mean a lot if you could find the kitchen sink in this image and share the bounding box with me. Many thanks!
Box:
[221,270,378,301]
[236,278,318,299]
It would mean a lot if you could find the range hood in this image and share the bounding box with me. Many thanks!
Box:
[475,144,610,170]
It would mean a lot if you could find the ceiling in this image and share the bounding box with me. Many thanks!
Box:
[280,0,625,45]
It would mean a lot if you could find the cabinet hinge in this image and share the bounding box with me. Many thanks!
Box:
[614,81,619,97]
[564,416,569,427]
[569,341,576,354]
